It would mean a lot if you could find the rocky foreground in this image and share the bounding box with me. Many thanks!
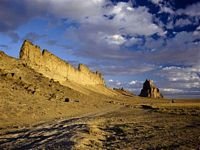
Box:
[0,41,200,149]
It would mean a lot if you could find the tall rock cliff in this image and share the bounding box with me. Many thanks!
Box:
[139,79,163,98]
[19,40,105,86]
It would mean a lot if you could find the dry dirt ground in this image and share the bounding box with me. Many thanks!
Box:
[0,51,200,149]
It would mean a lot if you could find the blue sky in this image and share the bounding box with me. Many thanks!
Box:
[0,0,200,98]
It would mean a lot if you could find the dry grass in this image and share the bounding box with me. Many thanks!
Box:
[1,52,200,149]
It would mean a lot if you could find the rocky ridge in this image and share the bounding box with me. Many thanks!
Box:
[20,40,105,86]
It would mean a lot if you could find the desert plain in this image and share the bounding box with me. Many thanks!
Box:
[0,41,200,150]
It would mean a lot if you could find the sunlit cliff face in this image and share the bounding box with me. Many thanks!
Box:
[20,40,105,86]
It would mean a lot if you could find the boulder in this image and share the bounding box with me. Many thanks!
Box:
[139,79,163,98]
[64,98,70,102]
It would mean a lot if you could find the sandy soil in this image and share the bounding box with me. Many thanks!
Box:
[1,51,200,149]
[0,101,200,150]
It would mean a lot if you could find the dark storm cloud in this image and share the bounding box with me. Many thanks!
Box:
[0,0,24,31]
[0,0,49,44]
[0,0,29,32]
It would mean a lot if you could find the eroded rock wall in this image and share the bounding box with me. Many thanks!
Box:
[19,40,105,86]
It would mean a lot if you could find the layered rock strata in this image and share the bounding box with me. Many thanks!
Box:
[19,40,105,86]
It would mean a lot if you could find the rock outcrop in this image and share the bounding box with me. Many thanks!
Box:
[113,88,135,97]
[19,40,105,86]
[0,51,5,57]
[139,79,163,98]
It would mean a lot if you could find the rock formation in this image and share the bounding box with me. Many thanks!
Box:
[19,40,105,86]
[113,88,135,97]
[139,79,163,98]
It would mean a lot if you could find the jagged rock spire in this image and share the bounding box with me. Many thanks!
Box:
[139,79,163,98]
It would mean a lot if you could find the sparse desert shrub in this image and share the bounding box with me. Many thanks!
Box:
[24,84,36,94]
[73,99,79,103]
[64,98,70,102]
[49,93,57,100]
[141,105,156,110]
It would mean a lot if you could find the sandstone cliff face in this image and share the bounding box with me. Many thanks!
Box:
[139,79,163,98]
[19,40,105,86]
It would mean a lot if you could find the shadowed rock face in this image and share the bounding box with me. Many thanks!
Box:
[139,79,163,98]
[19,40,105,86]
